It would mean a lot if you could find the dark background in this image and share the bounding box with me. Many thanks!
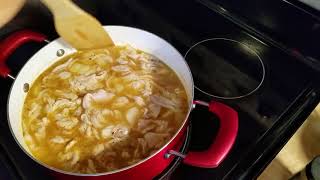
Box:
[1,0,320,61]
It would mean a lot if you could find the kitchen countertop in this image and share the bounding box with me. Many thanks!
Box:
[259,103,320,179]
[297,0,320,10]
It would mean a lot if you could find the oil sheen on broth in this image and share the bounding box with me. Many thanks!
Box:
[22,45,189,173]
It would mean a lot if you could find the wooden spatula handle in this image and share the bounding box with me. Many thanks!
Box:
[40,0,114,50]
[41,0,82,18]
[0,0,25,28]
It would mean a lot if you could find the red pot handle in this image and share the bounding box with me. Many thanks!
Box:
[183,100,238,168]
[0,30,47,78]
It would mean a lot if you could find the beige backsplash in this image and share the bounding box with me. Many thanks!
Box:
[258,104,320,180]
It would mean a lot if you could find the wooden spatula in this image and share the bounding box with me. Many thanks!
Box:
[0,0,25,28]
[41,0,114,50]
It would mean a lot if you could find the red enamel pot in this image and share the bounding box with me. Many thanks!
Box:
[1,26,238,180]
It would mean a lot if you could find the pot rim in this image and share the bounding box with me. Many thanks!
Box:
[7,25,195,176]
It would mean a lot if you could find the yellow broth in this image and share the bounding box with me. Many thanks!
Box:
[22,45,189,173]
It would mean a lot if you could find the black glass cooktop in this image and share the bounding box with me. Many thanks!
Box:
[0,0,319,179]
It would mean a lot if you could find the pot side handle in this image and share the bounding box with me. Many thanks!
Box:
[183,101,238,168]
[0,30,47,78]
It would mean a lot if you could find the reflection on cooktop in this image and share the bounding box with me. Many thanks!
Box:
[185,38,265,99]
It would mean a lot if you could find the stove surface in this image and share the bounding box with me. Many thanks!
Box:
[0,0,319,179]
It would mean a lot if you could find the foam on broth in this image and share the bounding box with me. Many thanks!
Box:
[22,45,189,173]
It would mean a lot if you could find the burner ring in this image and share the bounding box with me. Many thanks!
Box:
[185,38,265,99]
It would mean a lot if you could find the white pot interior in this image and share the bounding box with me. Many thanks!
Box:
[8,26,194,160]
